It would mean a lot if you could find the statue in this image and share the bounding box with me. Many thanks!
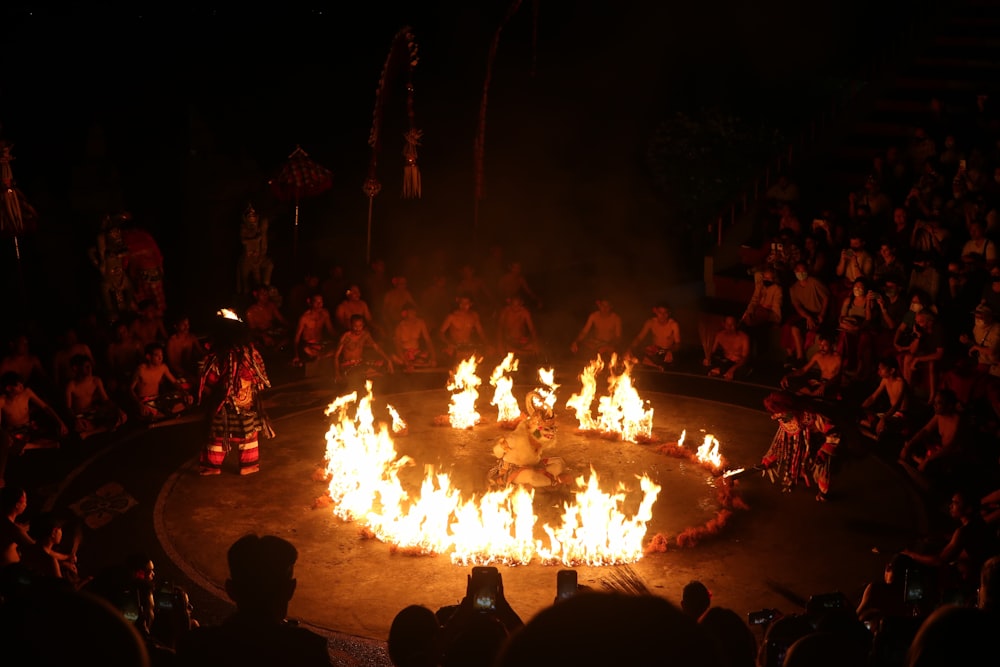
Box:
[489,390,567,489]
[237,203,273,295]
[89,213,136,322]
[121,217,167,316]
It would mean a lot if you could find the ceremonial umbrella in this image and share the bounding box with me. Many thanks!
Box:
[0,140,38,301]
[268,145,333,260]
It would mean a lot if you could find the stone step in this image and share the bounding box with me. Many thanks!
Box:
[913,55,1000,70]
[930,34,1000,49]
[893,76,1000,92]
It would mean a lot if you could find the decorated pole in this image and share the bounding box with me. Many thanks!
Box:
[473,0,539,230]
[365,26,420,264]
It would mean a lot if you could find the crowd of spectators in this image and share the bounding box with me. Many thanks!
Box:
[4,89,1000,665]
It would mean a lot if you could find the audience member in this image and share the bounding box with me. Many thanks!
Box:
[681,579,712,620]
[176,534,331,667]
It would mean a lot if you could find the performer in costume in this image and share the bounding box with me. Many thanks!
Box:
[760,391,840,501]
[489,390,566,489]
[197,310,273,476]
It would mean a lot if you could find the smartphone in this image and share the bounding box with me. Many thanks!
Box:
[469,566,500,612]
[748,608,778,626]
[903,568,924,603]
[556,569,578,602]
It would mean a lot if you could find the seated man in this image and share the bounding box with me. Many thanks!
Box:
[898,310,945,402]
[780,332,842,398]
[741,269,783,329]
[334,285,375,334]
[392,303,437,372]
[65,354,127,439]
[570,297,622,362]
[629,302,681,370]
[131,343,192,422]
[165,315,205,392]
[334,315,395,383]
[440,296,490,364]
[130,299,168,349]
[703,315,750,380]
[292,294,337,366]
[860,357,912,440]
[496,295,540,362]
[782,262,829,367]
[245,285,290,352]
[0,371,69,450]
[900,388,970,476]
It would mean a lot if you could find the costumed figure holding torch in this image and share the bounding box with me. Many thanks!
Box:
[197,310,274,476]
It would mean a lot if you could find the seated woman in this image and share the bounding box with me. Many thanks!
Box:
[837,277,878,380]
[65,354,127,439]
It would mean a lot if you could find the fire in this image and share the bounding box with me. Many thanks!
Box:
[322,383,662,566]
[566,355,654,443]
[386,404,407,433]
[447,355,482,429]
[696,434,723,470]
[489,353,521,423]
[534,367,559,412]
[565,356,604,431]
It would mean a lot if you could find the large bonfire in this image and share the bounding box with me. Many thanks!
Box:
[320,356,742,566]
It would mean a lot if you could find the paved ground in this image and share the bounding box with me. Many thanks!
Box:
[9,360,930,665]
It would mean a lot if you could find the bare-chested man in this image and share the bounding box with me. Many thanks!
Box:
[630,303,681,369]
[780,333,842,398]
[334,315,394,382]
[245,285,289,351]
[166,316,205,387]
[51,328,95,391]
[570,298,622,360]
[293,294,337,365]
[392,304,437,371]
[704,316,750,380]
[900,388,968,473]
[860,357,910,437]
[0,371,69,448]
[106,320,144,393]
[496,295,539,360]
[65,355,126,439]
[0,334,46,389]
[131,342,191,421]
[440,296,489,363]
[335,285,375,333]
[130,299,168,349]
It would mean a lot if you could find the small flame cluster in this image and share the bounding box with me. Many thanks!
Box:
[565,355,654,443]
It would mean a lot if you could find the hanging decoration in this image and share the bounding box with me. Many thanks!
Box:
[365,27,420,261]
[473,0,539,229]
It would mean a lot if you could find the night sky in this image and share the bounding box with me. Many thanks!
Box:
[0,1,906,329]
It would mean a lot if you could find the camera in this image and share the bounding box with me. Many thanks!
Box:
[469,566,500,612]
[555,569,578,602]
[748,608,779,625]
[154,580,186,612]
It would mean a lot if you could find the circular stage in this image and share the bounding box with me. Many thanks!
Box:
[157,382,925,642]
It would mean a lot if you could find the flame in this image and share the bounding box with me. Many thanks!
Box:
[696,434,723,470]
[566,355,653,443]
[489,353,521,423]
[447,355,482,429]
[565,356,604,430]
[322,384,662,565]
[386,404,407,433]
[677,429,686,447]
[534,367,559,412]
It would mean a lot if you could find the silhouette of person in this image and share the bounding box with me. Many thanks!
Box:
[177,533,331,667]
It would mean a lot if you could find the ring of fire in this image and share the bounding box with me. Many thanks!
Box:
[314,356,749,567]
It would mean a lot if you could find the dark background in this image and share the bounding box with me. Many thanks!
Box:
[0,0,911,333]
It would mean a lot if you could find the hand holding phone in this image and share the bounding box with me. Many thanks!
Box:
[555,569,578,603]
[468,566,500,612]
